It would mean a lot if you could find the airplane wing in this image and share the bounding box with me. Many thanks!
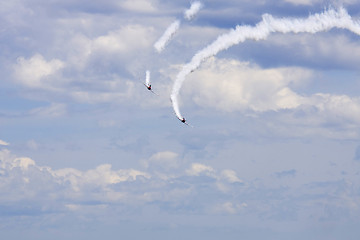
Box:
[175,116,194,128]
[150,90,159,96]
[184,122,194,128]
[141,83,159,96]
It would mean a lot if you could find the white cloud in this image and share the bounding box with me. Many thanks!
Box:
[274,93,360,136]
[212,202,248,214]
[283,0,357,6]
[119,0,158,13]
[14,54,65,89]
[64,33,93,70]
[82,164,149,186]
[186,58,311,112]
[0,0,34,28]
[0,148,240,215]
[26,140,38,151]
[10,23,157,105]
[1,144,359,226]
[56,22,156,64]
[53,164,150,192]
[146,151,179,169]
[0,149,35,170]
[308,93,360,124]
[183,58,360,129]
[0,149,12,169]
[70,85,134,103]
[12,157,36,170]
[283,0,315,5]
[1,1,360,235]
[0,140,9,146]
[186,163,215,176]
[0,148,246,208]
[98,119,117,128]
[220,169,243,183]
[93,25,155,54]
[266,34,360,69]
[29,103,67,118]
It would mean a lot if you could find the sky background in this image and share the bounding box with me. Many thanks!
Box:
[1,0,360,239]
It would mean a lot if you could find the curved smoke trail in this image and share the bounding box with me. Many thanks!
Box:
[171,7,360,120]
[154,1,203,53]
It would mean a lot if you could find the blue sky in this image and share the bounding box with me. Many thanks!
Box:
[1,0,360,239]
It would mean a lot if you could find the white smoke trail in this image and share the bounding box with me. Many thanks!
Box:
[154,2,203,53]
[154,20,181,53]
[145,70,150,86]
[184,1,203,21]
[171,7,360,120]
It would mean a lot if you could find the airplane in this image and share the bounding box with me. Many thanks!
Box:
[176,116,193,127]
[143,83,159,96]
[141,70,158,95]
[170,98,193,127]
[178,117,186,123]
[144,83,152,90]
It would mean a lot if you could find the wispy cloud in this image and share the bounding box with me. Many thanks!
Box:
[28,103,67,118]
[119,0,158,13]
[275,169,296,178]
[0,140,9,146]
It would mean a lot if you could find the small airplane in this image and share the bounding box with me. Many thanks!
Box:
[179,117,186,123]
[176,116,193,127]
[144,83,151,91]
[143,83,152,90]
[170,97,193,127]
[143,83,159,95]
[142,70,159,95]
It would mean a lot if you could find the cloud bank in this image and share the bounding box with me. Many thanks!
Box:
[0,148,245,216]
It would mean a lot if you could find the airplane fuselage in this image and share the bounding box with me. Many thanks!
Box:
[178,118,186,123]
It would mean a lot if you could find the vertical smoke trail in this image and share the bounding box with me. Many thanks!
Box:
[184,1,203,21]
[171,7,360,120]
[145,70,150,86]
[154,2,203,53]
[154,20,181,53]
